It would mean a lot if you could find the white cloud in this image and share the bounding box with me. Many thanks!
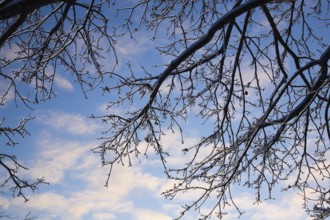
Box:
[26,135,90,183]
[37,111,101,135]
[54,74,74,91]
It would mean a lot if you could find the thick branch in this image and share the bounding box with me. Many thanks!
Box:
[0,10,27,47]
[267,46,330,125]
[0,0,69,21]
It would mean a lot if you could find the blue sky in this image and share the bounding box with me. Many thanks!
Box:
[1,1,328,220]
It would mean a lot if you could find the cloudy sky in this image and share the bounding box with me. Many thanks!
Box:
[0,1,322,220]
[1,90,311,220]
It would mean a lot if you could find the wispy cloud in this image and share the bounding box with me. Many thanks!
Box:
[37,111,101,135]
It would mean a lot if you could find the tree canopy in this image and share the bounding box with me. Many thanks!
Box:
[1,0,329,219]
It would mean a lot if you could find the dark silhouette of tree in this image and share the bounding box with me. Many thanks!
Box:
[1,0,329,219]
